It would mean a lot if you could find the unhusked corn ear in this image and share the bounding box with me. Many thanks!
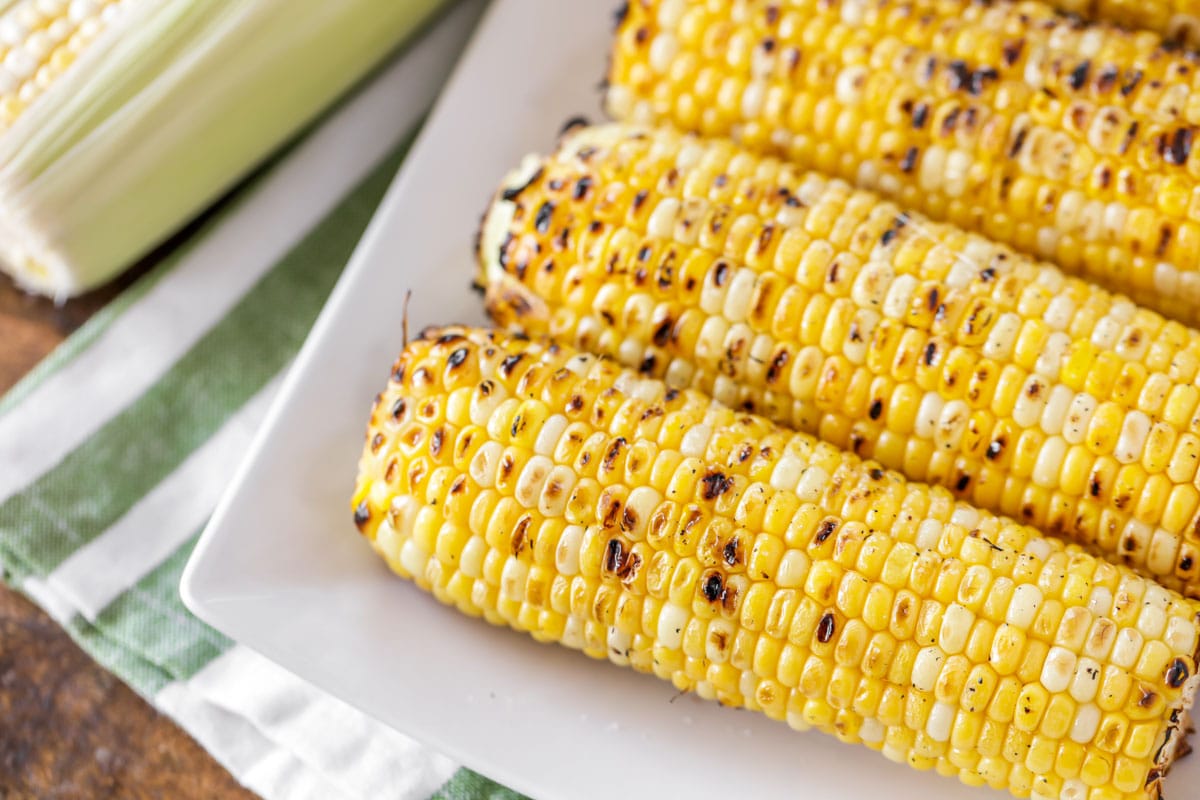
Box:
[1049,0,1200,47]
[608,0,1200,325]
[355,326,1200,800]
[478,123,1200,597]
[0,0,445,298]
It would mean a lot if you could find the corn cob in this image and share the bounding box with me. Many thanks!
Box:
[1048,0,1200,47]
[353,326,1199,800]
[478,123,1200,597]
[607,0,1200,325]
[0,0,445,298]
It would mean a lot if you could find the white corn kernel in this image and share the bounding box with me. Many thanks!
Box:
[1070,705,1099,748]
[538,466,577,519]
[835,64,869,105]
[916,519,943,550]
[1069,658,1102,704]
[1040,385,1073,435]
[696,315,729,365]
[851,260,893,309]
[680,424,711,458]
[915,393,944,439]
[1063,393,1097,445]
[949,506,980,529]
[1040,646,1077,693]
[1087,586,1112,617]
[460,536,487,579]
[795,466,828,502]
[926,701,955,742]
[648,32,679,74]
[1166,615,1199,654]
[1091,316,1121,348]
[1043,295,1075,330]
[607,626,633,664]
[1034,332,1070,379]
[859,717,885,743]
[776,550,811,588]
[939,603,974,654]
[1023,537,1052,562]
[935,400,970,452]
[555,525,585,576]
[1114,410,1151,464]
[882,273,919,319]
[912,646,945,692]
[1013,376,1048,428]
[2,46,35,80]
[514,456,552,508]
[647,197,681,240]
[657,602,688,649]
[500,557,529,602]
[1006,584,1043,629]
[844,309,878,365]
[1032,436,1067,489]
[562,616,585,649]
[534,414,569,456]
[1142,584,1171,611]
[741,79,766,118]
[67,0,98,24]
[918,145,947,192]
[623,486,661,541]
[770,455,805,491]
[1136,605,1167,639]
[468,441,504,489]
[1109,299,1135,322]
[1109,628,1143,669]
[722,268,757,322]
[399,538,430,579]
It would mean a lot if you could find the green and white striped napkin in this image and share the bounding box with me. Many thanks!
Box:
[0,4,520,798]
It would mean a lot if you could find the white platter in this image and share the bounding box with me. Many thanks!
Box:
[182,1,1200,798]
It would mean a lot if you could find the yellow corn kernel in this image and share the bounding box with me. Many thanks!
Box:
[358,328,1200,800]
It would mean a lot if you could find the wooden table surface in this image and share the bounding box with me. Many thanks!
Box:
[0,272,260,800]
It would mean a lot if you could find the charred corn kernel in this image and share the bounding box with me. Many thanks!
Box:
[356,327,1200,800]
[610,1,1200,326]
[0,0,451,298]
[480,123,1200,596]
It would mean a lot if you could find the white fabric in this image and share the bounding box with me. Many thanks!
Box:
[4,4,487,798]
[177,646,459,800]
[156,677,357,800]
[46,376,281,620]
[0,0,480,501]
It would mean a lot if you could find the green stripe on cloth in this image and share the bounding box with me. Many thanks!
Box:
[432,769,528,800]
[64,615,180,698]
[0,135,411,579]
[64,531,227,696]
[0,151,288,419]
[90,532,230,684]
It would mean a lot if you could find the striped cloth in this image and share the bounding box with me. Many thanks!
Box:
[0,3,520,799]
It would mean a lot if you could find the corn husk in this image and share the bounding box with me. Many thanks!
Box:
[0,0,446,299]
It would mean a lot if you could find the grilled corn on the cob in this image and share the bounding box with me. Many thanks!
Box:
[1048,0,1200,47]
[354,326,1199,800]
[0,0,444,298]
[478,124,1200,597]
[608,0,1200,324]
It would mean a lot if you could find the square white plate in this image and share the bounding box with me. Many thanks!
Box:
[182,2,1200,799]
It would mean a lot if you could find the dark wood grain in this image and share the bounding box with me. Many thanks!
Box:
[0,273,260,800]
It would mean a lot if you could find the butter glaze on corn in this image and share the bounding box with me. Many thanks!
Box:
[479,124,1200,598]
[354,327,1199,800]
[608,0,1200,325]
